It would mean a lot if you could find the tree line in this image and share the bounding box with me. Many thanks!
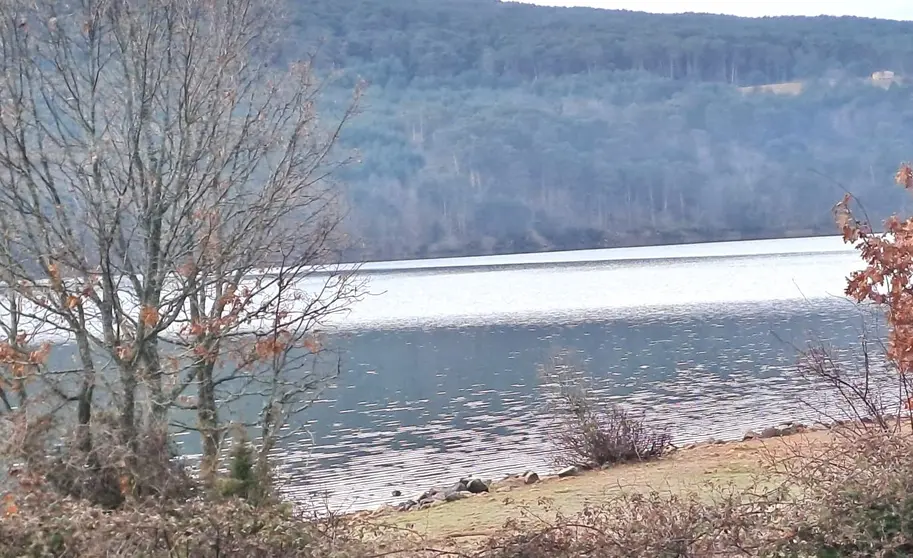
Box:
[281,0,913,260]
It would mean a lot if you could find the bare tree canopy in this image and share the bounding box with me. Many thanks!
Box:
[0,0,362,504]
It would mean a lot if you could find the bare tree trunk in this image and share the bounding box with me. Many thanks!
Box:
[74,321,97,454]
[197,359,220,485]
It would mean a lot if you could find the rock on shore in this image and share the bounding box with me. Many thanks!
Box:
[394,476,495,512]
[743,421,809,441]
[389,417,864,515]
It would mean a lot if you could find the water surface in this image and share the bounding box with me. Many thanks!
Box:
[272,236,881,511]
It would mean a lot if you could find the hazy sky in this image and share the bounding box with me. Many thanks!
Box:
[518,0,913,20]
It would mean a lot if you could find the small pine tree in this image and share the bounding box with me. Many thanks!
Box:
[229,434,255,489]
[219,426,256,501]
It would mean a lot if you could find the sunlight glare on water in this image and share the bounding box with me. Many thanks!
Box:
[340,236,857,330]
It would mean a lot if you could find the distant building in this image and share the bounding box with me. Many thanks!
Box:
[871,70,900,88]
[872,70,895,80]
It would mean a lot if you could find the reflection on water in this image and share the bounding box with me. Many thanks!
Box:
[257,237,881,512]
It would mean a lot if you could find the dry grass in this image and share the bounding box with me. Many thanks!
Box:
[375,428,836,545]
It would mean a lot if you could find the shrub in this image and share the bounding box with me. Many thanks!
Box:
[479,428,913,558]
[553,400,671,468]
[541,353,671,468]
[770,430,913,558]
[1,412,196,509]
[479,488,779,558]
[218,426,275,506]
[0,491,382,558]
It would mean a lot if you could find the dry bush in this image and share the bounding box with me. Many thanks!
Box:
[756,173,913,554]
[552,403,671,468]
[1,412,196,509]
[478,488,785,558]
[0,419,408,558]
[792,316,913,436]
[768,429,913,558]
[798,344,899,432]
[0,491,385,558]
[475,428,913,558]
[541,352,670,468]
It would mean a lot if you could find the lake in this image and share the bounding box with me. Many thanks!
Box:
[271,235,884,512]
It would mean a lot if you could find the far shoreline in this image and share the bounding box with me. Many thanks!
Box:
[347,230,844,266]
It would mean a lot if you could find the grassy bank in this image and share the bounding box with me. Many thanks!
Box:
[366,427,836,546]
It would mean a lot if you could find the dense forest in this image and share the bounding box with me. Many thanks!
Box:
[286,0,913,260]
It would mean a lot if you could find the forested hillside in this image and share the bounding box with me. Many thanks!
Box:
[287,0,913,260]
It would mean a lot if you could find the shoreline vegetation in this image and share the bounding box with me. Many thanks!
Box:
[356,420,853,543]
[6,414,909,557]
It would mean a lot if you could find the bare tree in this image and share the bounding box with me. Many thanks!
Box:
[0,0,362,500]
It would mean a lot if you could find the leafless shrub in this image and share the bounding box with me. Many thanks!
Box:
[51,421,194,508]
[768,429,913,557]
[794,322,913,435]
[478,487,783,558]
[0,491,385,558]
[540,352,670,468]
[1,409,195,508]
[757,308,913,555]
